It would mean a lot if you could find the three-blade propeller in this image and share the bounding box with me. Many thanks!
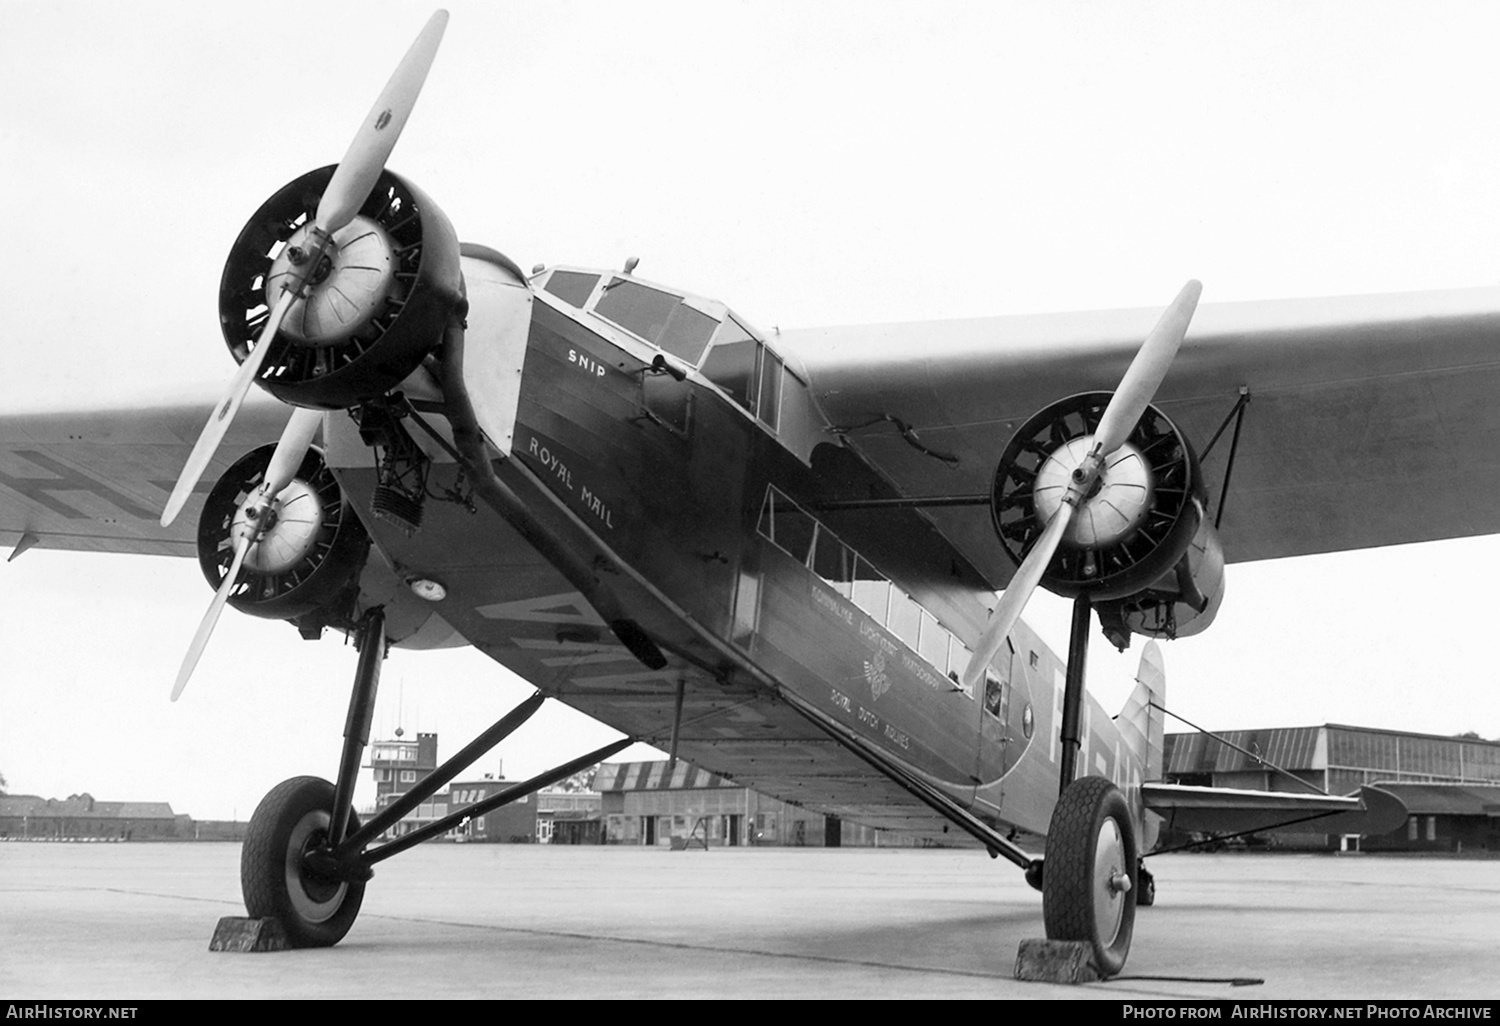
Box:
[167,9,450,699]
[962,280,1202,694]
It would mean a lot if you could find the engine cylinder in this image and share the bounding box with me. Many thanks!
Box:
[197,443,370,622]
[218,166,462,410]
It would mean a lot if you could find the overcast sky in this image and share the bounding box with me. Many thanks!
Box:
[5,0,1500,821]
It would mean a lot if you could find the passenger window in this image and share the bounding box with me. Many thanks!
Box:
[810,526,855,598]
[984,672,1005,718]
[887,591,921,649]
[758,492,815,564]
[851,557,892,623]
[918,612,948,672]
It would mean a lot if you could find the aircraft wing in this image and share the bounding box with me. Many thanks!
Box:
[783,287,1500,588]
[1142,782,1408,837]
[0,392,293,558]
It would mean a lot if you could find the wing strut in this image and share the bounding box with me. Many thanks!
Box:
[776,687,1036,869]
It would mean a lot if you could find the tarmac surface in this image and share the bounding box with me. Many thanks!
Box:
[1,842,1498,1000]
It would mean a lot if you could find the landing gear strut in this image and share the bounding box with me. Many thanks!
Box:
[1040,594,1140,976]
[236,605,632,947]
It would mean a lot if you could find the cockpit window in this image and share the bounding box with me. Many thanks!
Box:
[595,278,718,364]
[700,340,758,413]
[544,270,600,309]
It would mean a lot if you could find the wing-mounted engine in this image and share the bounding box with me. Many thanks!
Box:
[197,442,371,635]
[991,391,1224,648]
[218,165,463,411]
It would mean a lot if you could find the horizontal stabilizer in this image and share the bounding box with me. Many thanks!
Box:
[1142,783,1406,837]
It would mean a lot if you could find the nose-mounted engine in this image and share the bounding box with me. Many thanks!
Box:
[991,391,1225,649]
[219,165,463,410]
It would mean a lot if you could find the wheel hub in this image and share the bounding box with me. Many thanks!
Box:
[1092,817,1128,944]
[284,809,347,924]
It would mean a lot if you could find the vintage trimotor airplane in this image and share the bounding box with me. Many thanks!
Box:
[7,9,1484,975]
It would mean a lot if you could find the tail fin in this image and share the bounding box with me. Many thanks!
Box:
[1117,641,1167,851]
[1116,640,1166,784]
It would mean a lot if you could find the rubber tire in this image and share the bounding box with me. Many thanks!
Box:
[242,776,365,948]
[1042,776,1138,976]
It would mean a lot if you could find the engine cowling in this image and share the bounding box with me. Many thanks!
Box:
[218,165,463,411]
[991,391,1225,646]
[197,443,370,629]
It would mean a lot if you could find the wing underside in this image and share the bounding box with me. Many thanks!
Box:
[0,394,293,558]
[784,287,1500,589]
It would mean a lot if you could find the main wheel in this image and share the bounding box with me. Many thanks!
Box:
[1042,776,1138,976]
[242,776,365,948]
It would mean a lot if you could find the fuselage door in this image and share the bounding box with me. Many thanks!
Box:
[975,638,1014,784]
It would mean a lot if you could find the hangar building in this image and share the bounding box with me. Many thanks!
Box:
[1163,723,1500,852]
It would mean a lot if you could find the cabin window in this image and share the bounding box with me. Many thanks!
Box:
[983,673,1004,718]
[596,278,718,363]
[544,270,600,308]
[886,590,922,649]
[758,485,972,688]
[851,557,893,623]
[918,611,948,673]
[810,526,856,598]
[758,491,816,564]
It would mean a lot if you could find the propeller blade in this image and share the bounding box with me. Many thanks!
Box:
[160,290,296,527]
[171,531,252,702]
[264,408,323,498]
[963,502,1075,693]
[1091,279,1201,456]
[315,9,449,235]
[962,280,1202,691]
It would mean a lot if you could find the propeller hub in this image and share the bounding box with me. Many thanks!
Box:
[266,215,399,347]
[232,480,326,574]
[1033,435,1153,549]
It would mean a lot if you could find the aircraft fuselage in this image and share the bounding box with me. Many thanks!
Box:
[326,249,1146,840]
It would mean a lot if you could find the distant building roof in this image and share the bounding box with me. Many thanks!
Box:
[1375,783,1500,816]
[0,794,176,820]
[594,761,736,792]
[1165,724,1500,782]
[0,795,45,816]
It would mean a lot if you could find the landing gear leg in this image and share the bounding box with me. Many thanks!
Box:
[1137,863,1156,907]
[239,607,385,948]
